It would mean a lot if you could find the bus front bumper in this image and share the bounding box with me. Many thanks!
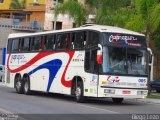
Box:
[98,87,148,99]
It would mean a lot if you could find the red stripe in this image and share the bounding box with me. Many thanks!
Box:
[7,51,75,88]
[7,52,53,73]
[61,51,74,87]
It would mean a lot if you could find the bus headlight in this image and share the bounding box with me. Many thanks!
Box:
[137,91,148,95]
[104,89,115,94]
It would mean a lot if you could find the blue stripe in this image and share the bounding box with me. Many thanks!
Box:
[28,59,62,92]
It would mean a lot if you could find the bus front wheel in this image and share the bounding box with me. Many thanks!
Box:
[75,81,85,103]
[112,98,123,104]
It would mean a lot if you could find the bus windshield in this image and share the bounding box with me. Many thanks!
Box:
[102,46,147,75]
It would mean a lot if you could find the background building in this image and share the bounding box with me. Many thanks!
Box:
[0,0,46,64]
[0,0,85,64]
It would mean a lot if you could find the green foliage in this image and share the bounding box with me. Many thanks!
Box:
[10,0,26,9]
[147,94,160,99]
[152,30,160,51]
[55,0,87,27]
[125,0,160,34]
[150,4,160,33]
[86,0,132,26]
[55,0,160,50]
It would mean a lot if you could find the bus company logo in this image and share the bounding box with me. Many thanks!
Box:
[10,55,25,63]
[90,75,97,86]
[107,76,120,83]
[109,34,140,46]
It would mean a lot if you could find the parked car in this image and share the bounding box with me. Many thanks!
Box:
[150,79,160,93]
[0,65,5,82]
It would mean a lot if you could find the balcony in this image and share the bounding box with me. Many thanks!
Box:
[24,4,46,12]
[12,19,43,31]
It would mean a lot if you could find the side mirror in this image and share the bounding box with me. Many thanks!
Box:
[147,48,153,64]
[96,44,102,64]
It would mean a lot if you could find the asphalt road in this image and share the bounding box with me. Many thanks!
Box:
[0,85,160,120]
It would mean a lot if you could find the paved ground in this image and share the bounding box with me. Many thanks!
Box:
[0,85,160,120]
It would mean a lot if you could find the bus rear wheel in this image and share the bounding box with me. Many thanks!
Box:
[112,98,123,104]
[23,76,31,95]
[15,75,24,94]
[75,81,85,103]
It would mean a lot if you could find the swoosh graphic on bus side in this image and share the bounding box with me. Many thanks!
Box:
[7,52,53,73]
[28,59,62,92]
[7,51,75,88]
[61,51,75,88]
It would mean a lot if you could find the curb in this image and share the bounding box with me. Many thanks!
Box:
[126,98,160,104]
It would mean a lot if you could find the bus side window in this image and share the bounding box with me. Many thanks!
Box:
[44,35,55,51]
[31,36,41,51]
[18,38,24,52]
[85,49,98,73]
[74,31,86,49]
[21,37,30,52]
[56,34,67,50]
[66,33,71,50]
[87,31,99,48]
[7,39,12,53]
[71,33,75,49]
[11,38,20,52]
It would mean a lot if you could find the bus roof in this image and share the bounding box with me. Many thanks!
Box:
[8,24,145,38]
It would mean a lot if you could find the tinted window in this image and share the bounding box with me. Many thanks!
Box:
[7,39,12,53]
[44,35,55,51]
[87,31,99,48]
[21,37,30,52]
[72,32,86,49]
[85,49,98,72]
[12,38,20,52]
[76,32,86,49]
[56,34,67,50]
[31,36,41,51]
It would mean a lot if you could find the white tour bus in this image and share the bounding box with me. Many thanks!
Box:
[5,25,149,103]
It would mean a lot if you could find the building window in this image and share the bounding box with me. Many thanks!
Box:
[53,21,62,30]
[0,0,4,3]
[34,0,39,3]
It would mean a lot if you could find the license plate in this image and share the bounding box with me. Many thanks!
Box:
[122,90,131,94]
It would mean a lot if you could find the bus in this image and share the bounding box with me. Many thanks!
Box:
[5,24,149,103]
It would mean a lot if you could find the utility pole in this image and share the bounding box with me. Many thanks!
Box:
[53,0,58,30]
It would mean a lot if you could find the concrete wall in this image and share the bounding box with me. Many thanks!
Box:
[0,0,10,10]
[0,18,13,64]
[0,18,43,64]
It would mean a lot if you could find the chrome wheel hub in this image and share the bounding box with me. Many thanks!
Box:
[24,81,28,92]
[75,87,81,99]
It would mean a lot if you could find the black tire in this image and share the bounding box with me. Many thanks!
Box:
[156,90,160,93]
[75,81,85,103]
[112,98,124,104]
[23,76,31,95]
[15,75,24,94]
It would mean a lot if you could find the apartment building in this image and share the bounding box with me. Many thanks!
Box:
[0,0,87,63]
[0,0,46,63]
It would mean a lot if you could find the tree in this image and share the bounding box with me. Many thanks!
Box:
[10,0,26,9]
[125,0,160,44]
[55,0,88,27]
[85,0,132,27]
